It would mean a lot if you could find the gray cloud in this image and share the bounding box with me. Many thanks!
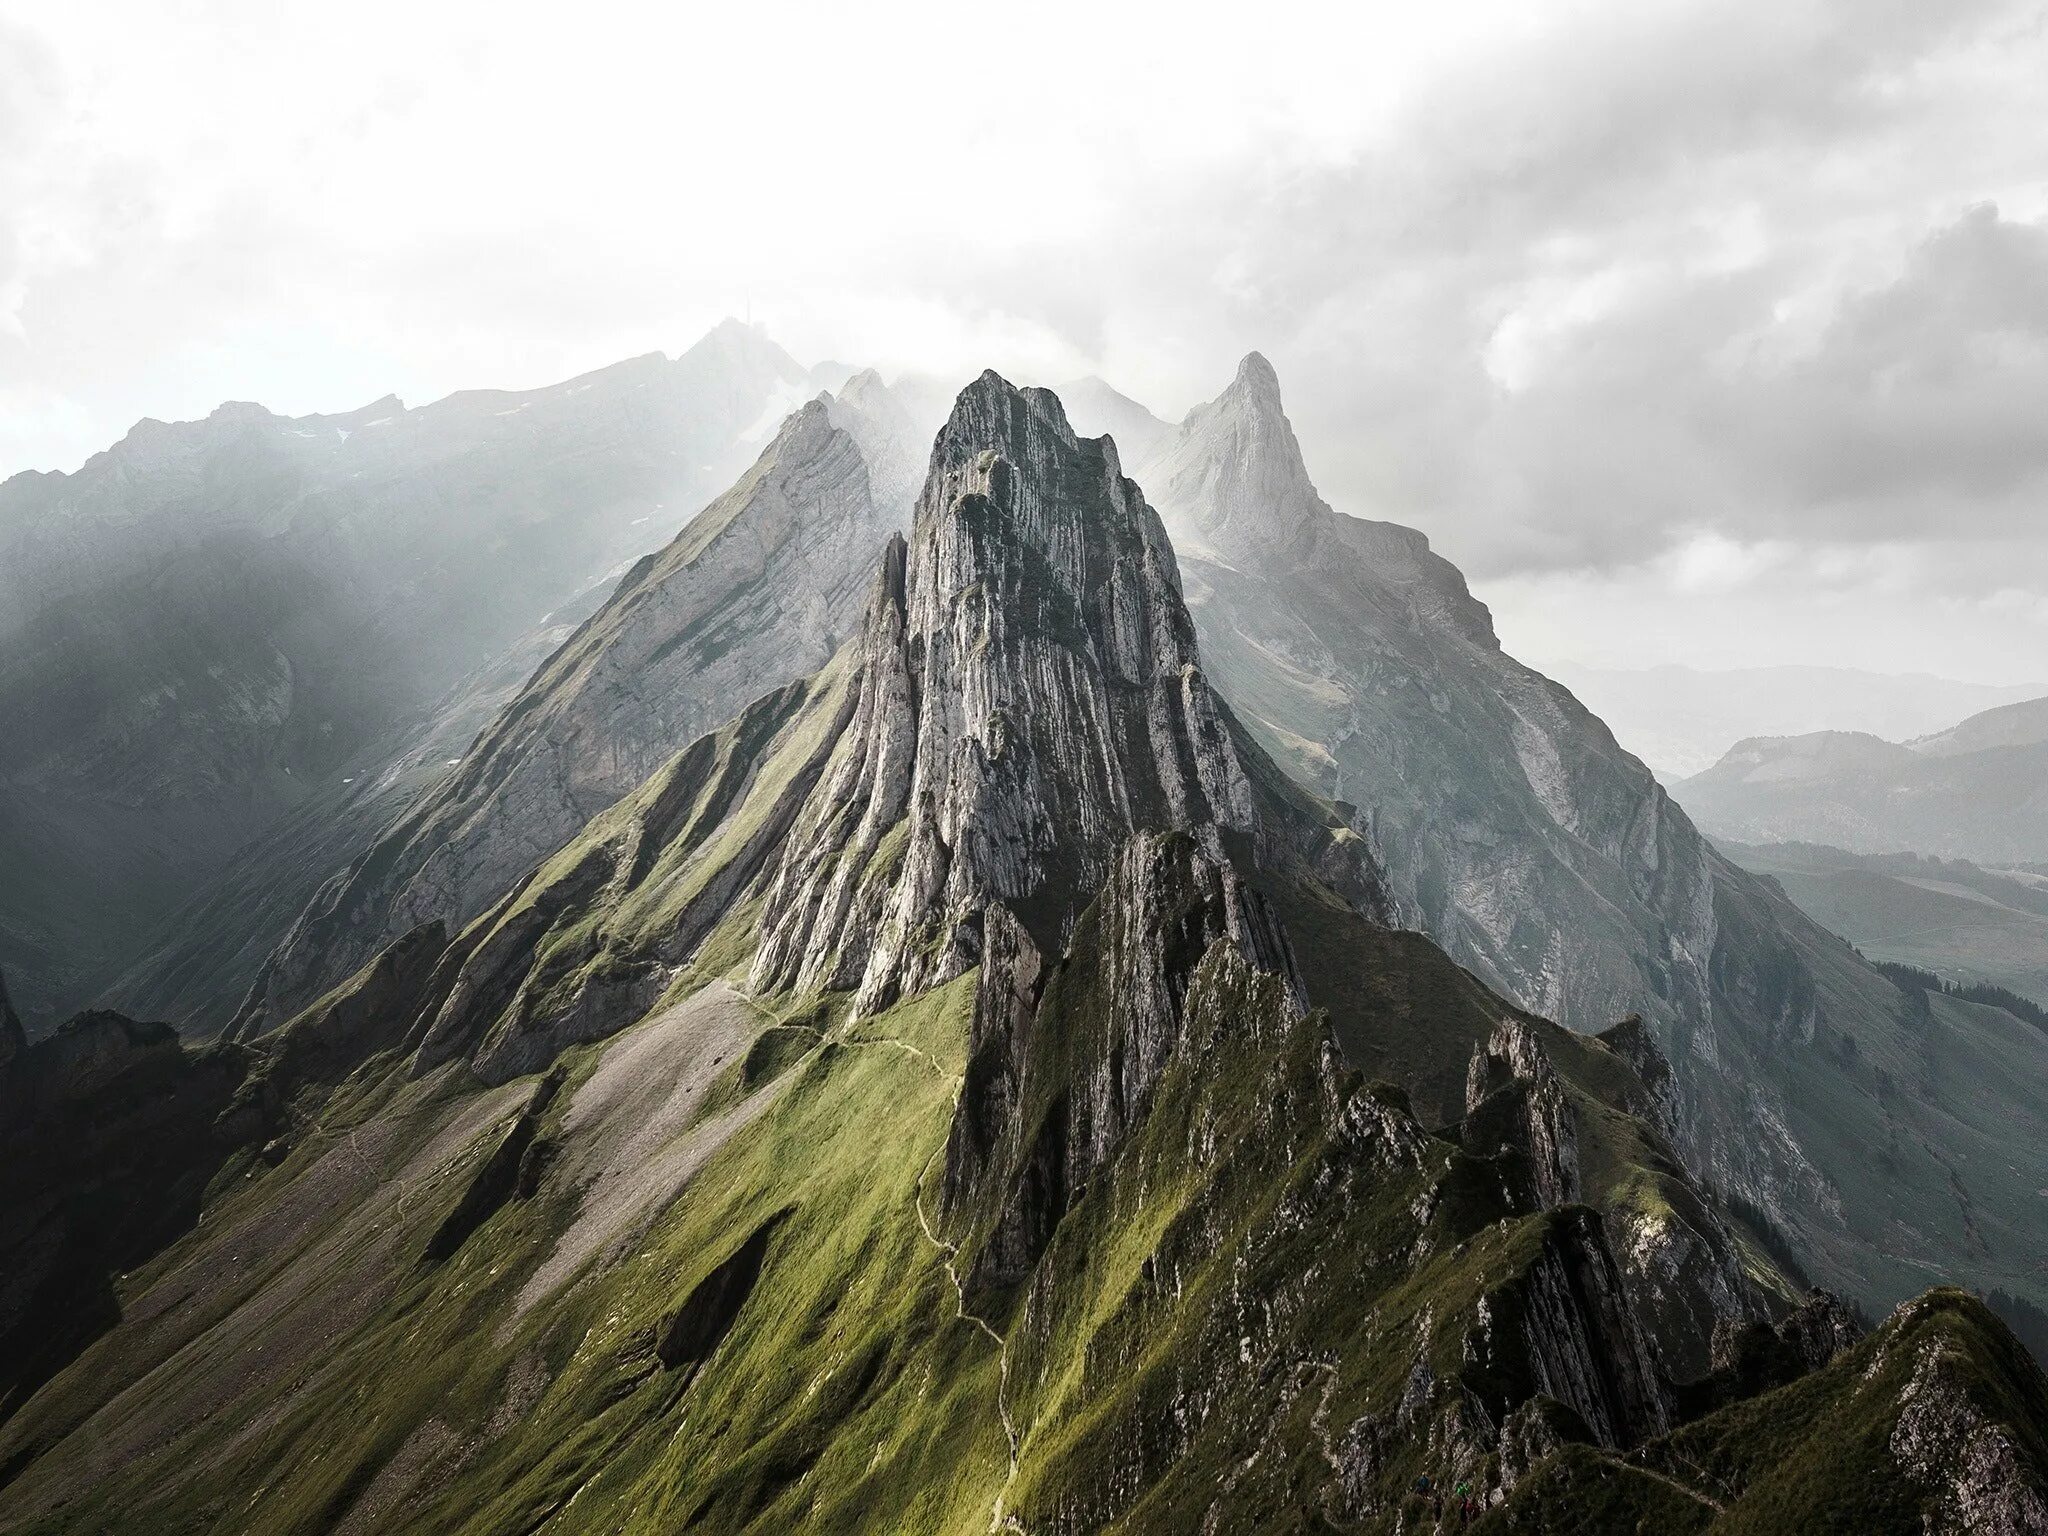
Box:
[3,0,2045,665]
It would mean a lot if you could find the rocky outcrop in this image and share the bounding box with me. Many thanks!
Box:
[948,831,1303,1286]
[1889,1319,2048,1536]
[823,369,930,516]
[1470,1208,1674,1449]
[1694,1286,1865,1413]
[1463,1016,1582,1210]
[750,374,1256,1017]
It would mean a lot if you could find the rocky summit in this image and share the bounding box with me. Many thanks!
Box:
[0,373,2044,1535]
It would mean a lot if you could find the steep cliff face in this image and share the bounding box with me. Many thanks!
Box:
[750,376,1256,1017]
[1464,1017,1584,1211]
[1138,356,2048,1323]
[1137,355,1709,1042]
[1497,1288,2048,1534]
[0,1005,255,1415]
[235,400,898,1037]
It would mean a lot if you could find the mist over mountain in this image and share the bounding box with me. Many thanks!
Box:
[1721,840,2048,1011]
[0,322,841,1031]
[7,1,2048,1523]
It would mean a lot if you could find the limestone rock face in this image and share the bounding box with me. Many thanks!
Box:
[241,401,897,1035]
[1135,353,2048,1321]
[1774,1286,1864,1373]
[751,374,1255,1015]
[1135,351,1326,573]
[1889,1314,2048,1536]
[1138,353,1713,1058]
[1464,1016,1582,1211]
[947,831,1304,1286]
[1476,1208,1674,1448]
[823,368,929,516]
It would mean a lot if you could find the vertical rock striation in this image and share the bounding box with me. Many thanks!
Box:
[1464,1016,1583,1211]
[750,374,1255,1015]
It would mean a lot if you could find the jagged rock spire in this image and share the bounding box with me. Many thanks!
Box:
[1136,350,1330,572]
[750,371,1254,1014]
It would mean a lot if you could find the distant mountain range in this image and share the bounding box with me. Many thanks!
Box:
[1553,662,2046,780]
[1676,694,2048,862]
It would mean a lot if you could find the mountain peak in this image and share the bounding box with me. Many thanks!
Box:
[750,367,1254,1013]
[1232,349,1280,392]
[1052,375,1172,462]
[677,317,806,383]
[1136,351,1328,572]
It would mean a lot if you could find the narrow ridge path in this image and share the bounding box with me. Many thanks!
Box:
[769,997,1026,1530]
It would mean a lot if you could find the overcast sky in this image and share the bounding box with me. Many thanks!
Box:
[4,0,2045,683]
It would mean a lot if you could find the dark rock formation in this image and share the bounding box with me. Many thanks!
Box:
[421,1069,566,1263]
[950,831,1303,1288]
[1692,1286,1867,1412]
[0,973,24,1076]
[0,1009,254,1416]
[654,1211,791,1378]
[1469,1208,1674,1449]
[1463,1016,1582,1210]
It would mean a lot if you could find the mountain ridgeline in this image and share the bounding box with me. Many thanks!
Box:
[1130,353,2048,1328]
[2,370,2045,1534]
[1677,696,2048,863]
[0,321,844,1032]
